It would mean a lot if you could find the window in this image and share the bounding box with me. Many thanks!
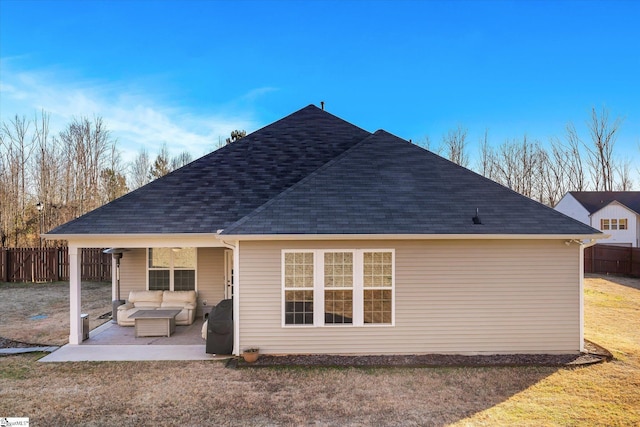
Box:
[148,248,196,291]
[324,252,353,324]
[282,249,394,327]
[363,252,393,324]
[600,218,628,231]
[283,252,314,325]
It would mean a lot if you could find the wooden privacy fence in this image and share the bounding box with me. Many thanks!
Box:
[0,247,111,283]
[584,244,640,277]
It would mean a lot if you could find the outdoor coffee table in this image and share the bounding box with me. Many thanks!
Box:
[129,309,182,338]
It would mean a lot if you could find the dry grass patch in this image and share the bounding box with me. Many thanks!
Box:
[0,281,111,345]
[1,354,557,426]
[1,275,639,426]
[454,275,640,426]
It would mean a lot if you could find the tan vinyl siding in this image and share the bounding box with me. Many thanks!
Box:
[197,247,226,316]
[238,239,581,355]
[120,248,147,298]
[119,247,225,314]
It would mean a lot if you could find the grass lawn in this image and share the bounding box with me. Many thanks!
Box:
[0,281,112,345]
[1,276,638,426]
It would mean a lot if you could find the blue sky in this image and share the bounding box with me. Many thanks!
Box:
[1,0,639,175]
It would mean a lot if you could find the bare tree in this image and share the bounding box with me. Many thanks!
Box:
[563,123,587,191]
[413,135,432,151]
[0,115,34,246]
[583,106,623,191]
[1,112,122,246]
[100,143,128,203]
[615,160,634,191]
[491,136,545,200]
[440,125,469,167]
[476,129,496,179]
[149,143,171,180]
[129,148,151,190]
[170,151,193,171]
[30,110,67,242]
[58,116,117,219]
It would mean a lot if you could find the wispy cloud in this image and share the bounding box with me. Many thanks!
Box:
[0,58,258,161]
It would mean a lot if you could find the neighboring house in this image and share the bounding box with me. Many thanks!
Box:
[555,192,640,247]
[45,105,601,356]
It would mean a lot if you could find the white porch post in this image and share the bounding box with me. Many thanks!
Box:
[112,256,118,301]
[69,245,83,345]
[233,241,240,356]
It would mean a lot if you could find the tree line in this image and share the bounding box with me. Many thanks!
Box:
[424,107,634,207]
[0,110,244,247]
[1,106,634,247]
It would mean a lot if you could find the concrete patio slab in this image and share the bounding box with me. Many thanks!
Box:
[38,319,230,362]
[39,344,230,362]
[85,318,206,345]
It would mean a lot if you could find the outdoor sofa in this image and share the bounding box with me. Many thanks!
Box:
[117,290,198,326]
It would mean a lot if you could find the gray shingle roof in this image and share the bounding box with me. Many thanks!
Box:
[49,105,369,234]
[569,191,640,215]
[222,130,600,236]
[50,105,600,237]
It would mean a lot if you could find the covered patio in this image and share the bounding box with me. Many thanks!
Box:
[40,318,231,362]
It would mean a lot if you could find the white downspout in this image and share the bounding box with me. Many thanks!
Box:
[112,256,118,301]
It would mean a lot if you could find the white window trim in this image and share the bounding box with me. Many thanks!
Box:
[147,248,198,291]
[282,249,395,328]
[281,249,315,328]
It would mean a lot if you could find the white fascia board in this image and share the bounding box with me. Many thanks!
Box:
[217,233,605,241]
[42,233,224,248]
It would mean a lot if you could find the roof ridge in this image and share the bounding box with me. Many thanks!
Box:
[221,131,379,234]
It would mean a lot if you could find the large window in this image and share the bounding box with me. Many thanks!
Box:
[283,252,314,325]
[282,249,394,327]
[148,248,197,291]
[324,252,353,324]
[363,251,393,325]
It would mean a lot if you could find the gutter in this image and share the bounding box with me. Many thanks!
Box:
[217,233,605,241]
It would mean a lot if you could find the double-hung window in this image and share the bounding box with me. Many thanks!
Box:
[324,252,354,324]
[362,251,393,325]
[282,249,394,327]
[148,248,197,291]
[283,252,314,325]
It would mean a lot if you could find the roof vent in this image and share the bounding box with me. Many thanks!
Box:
[320,101,325,110]
[472,208,482,225]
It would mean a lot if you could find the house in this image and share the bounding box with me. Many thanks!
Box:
[45,105,602,356]
[555,191,640,247]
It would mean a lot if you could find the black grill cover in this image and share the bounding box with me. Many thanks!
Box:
[206,299,233,355]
